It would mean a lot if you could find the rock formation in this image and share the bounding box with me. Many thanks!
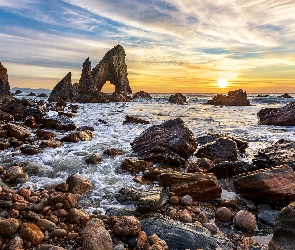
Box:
[257,101,295,126]
[133,91,152,99]
[168,93,186,105]
[207,89,250,106]
[48,72,73,102]
[0,62,11,98]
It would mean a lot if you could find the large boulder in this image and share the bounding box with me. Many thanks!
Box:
[5,123,30,139]
[1,98,34,120]
[41,115,77,131]
[168,93,186,104]
[131,118,197,166]
[257,102,295,126]
[48,72,73,103]
[252,139,295,170]
[158,172,221,201]
[0,62,11,98]
[233,165,295,201]
[268,202,295,250]
[207,89,250,106]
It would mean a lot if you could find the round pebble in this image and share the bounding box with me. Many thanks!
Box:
[234,210,257,232]
[215,207,233,223]
[169,196,179,205]
[180,209,193,223]
[180,195,193,206]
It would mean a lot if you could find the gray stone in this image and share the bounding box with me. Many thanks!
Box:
[138,186,168,211]
[258,210,279,227]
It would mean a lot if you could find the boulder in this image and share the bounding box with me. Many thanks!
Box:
[49,192,77,209]
[137,186,168,211]
[85,153,102,164]
[207,89,250,106]
[133,91,152,99]
[131,118,197,166]
[0,218,19,237]
[252,139,295,170]
[37,93,48,97]
[258,102,295,125]
[39,139,62,148]
[103,148,123,156]
[158,172,221,201]
[258,210,279,227]
[36,130,57,140]
[48,72,73,102]
[5,165,29,184]
[1,98,34,120]
[168,93,186,104]
[66,174,92,195]
[5,123,30,139]
[41,115,77,131]
[0,62,11,98]
[196,138,239,163]
[15,89,22,95]
[24,107,46,123]
[20,145,42,155]
[27,92,36,96]
[5,235,24,250]
[61,130,94,142]
[123,115,149,124]
[268,202,295,250]
[0,110,13,121]
[233,165,295,201]
[108,92,130,102]
[121,159,152,174]
[187,158,215,173]
[215,207,233,223]
[20,222,44,246]
[68,208,90,226]
[113,216,141,237]
[233,210,257,232]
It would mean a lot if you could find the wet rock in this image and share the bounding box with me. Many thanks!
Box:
[84,153,102,164]
[0,110,13,121]
[37,219,57,231]
[233,210,257,232]
[6,123,30,139]
[20,145,42,155]
[24,107,46,123]
[158,172,221,201]
[48,72,73,103]
[41,115,77,131]
[27,92,36,96]
[278,93,292,98]
[188,158,214,173]
[133,91,152,99]
[61,130,94,142]
[233,165,295,201]
[180,209,193,223]
[0,62,11,98]
[121,158,152,173]
[36,130,57,140]
[20,222,44,246]
[5,235,24,250]
[257,210,279,227]
[103,148,123,156]
[123,115,149,124]
[0,139,10,150]
[0,218,19,237]
[252,139,295,170]
[215,207,233,223]
[50,228,67,238]
[113,216,141,237]
[180,195,193,206]
[131,118,197,166]
[258,101,295,126]
[138,186,168,211]
[141,216,232,249]
[115,187,141,204]
[268,202,295,250]
[39,139,62,148]
[5,165,29,184]
[208,89,250,106]
[196,138,239,163]
[1,98,33,120]
[81,218,112,250]
[147,234,168,249]
[38,93,48,97]
[28,198,48,212]
[24,115,38,128]
[49,192,77,209]
[68,208,90,226]
[168,93,186,104]
[66,174,93,195]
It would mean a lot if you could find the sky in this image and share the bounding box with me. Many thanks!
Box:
[0,0,294,93]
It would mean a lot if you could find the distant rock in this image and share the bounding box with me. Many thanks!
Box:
[207,89,250,106]
[168,93,186,105]
[48,72,73,103]
[257,101,295,126]
[133,91,152,99]
[37,93,48,98]
[257,94,269,97]
[278,93,292,98]
[14,89,22,95]
[123,115,149,125]
[27,92,36,96]
[0,62,11,98]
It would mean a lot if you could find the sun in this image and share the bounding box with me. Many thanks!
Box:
[217,78,228,88]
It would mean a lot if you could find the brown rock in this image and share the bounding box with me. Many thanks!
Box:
[48,72,73,103]
[113,216,141,237]
[61,130,94,142]
[0,62,11,98]
[5,165,29,184]
[199,212,210,224]
[37,244,66,250]
[49,192,77,209]
[36,130,57,140]
[233,165,295,201]
[50,229,67,238]
[158,172,221,201]
[0,110,13,121]
[68,208,90,226]
[85,153,102,164]
[121,158,152,173]
[208,89,250,106]
[180,195,193,206]
[168,93,186,105]
[20,145,42,155]
[215,207,233,223]
[39,139,62,148]
[6,123,30,139]
[133,91,152,99]
[0,218,19,237]
[103,148,123,156]
[233,210,257,232]
[180,209,193,223]
[66,174,92,195]
[169,196,179,205]
[123,115,149,124]
[5,235,24,250]
[41,115,77,131]
[17,188,31,200]
[188,158,214,173]
[137,231,148,248]
[81,218,112,250]
[20,222,44,246]
[37,219,57,232]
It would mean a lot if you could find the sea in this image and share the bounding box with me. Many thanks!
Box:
[1,93,295,214]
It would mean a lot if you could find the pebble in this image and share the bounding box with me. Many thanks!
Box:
[169,195,179,205]
[50,228,68,238]
[180,209,193,223]
[198,212,210,224]
[215,207,233,223]
[113,216,141,237]
[37,219,57,231]
[180,195,193,206]
[234,210,257,232]
[20,222,45,246]
[0,218,20,237]
[203,223,218,234]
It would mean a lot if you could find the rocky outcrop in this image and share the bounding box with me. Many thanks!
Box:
[168,93,186,104]
[41,115,77,131]
[0,62,11,98]
[268,202,295,250]
[123,115,149,124]
[252,139,295,170]
[257,102,295,125]
[207,89,250,106]
[133,91,152,99]
[48,72,73,103]
[131,118,197,166]
[278,93,292,98]
[137,186,168,211]
[233,165,295,201]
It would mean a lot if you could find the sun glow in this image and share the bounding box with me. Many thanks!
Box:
[217,78,228,88]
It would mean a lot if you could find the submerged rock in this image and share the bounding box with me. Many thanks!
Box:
[168,93,186,105]
[257,101,295,126]
[123,115,149,124]
[131,118,197,166]
[208,89,250,106]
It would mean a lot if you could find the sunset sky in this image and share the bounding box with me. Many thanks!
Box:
[0,0,294,93]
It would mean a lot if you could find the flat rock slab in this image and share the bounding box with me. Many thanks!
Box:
[141,216,232,250]
[137,186,168,211]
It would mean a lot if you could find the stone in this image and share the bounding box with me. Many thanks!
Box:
[1,98,34,120]
[0,218,19,237]
[28,198,48,213]
[18,188,31,199]
[137,231,148,248]
[6,123,30,139]
[50,229,67,238]
[123,115,150,124]
[81,218,113,250]
[233,210,257,232]
[108,92,131,102]
[180,195,193,206]
[20,222,44,246]
[5,235,24,250]
[268,202,295,250]
[0,110,13,121]
[258,101,295,126]
[252,139,295,170]
[141,216,232,249]
[196,138,239,163]
[24,115,38,128]
[0,62,11,98]
[85,153,102,164]
[61,130,94,142]
[36,130,57,140]
[138,186,168,211]
[180,209,193,223]
[103,148,123,156]
[41,115,77,131]
[37,219,57,231]
[21,145,42,155]
[5,165,29,184]
[169,196,179,205]
[215,207,233,223]
[147,234,168,250]
[121,158,152,173]
[168,93,186,104]
[131,118,197,166]
[115,187,141,204]
[67,208,90,226]
[38,93,48,97]
[49,192,77,209]
[278,93,292,98]
[158,172,221,201]
[257,210,279,227]
[188,158,215,173]
[113,216,141,237]
[24,107,46,123]
[48,72,73,103]
[39,139,62,148]
[66,174,93,195]
[133,91,152,99]
[233,165,295,201]
[27,92,36,96]
[37,244,66,250]
[207,89,250,106]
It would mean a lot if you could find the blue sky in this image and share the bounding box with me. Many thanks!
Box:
[0,0,294,92]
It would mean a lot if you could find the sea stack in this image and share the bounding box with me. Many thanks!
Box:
[0,62,11,98]
[48,72,73,102]
[208,89,250,106]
